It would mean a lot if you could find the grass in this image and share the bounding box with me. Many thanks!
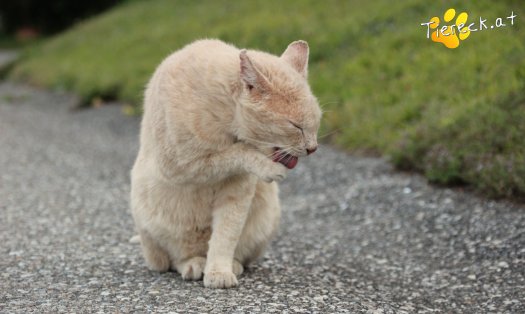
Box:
[9,0,525,199]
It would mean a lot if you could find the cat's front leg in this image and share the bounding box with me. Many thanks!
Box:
[157,142,286,185]
[203,174,257,288]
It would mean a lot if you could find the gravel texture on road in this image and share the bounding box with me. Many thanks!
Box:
[1,82,524,313]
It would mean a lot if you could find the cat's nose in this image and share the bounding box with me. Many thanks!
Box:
[306,146,317,155]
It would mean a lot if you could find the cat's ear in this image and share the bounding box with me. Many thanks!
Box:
[281,40,309,78]
[239,50,268,92]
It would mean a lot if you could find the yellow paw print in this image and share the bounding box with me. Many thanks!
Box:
[429,8,470,49]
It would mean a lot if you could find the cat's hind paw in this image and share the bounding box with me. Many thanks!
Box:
[129,234,140,244]
[233,259,244,276]
[177,256,207,281]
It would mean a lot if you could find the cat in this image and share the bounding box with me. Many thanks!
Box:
[130,39,321,288]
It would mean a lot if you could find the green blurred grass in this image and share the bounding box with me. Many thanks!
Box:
[9,0,525,199]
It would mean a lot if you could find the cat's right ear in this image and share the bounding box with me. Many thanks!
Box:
[239,50,267,93]
[281,40,309,78]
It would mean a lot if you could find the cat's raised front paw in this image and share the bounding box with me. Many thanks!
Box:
[237,143,287,182]
[203,271,238,288]
[259,161,287,183]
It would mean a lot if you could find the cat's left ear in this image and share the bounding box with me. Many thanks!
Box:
[240,50,269,93]
[281,40,309,78]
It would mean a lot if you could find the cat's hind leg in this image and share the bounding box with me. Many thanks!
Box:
[139,230,170,272]
[174,256,207,280]
[232,259,244,276]
[235,181,281,266]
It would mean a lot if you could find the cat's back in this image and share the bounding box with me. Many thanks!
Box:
[140,39,242,152]
[144,39,241,109]
[184,39,238,55]
[160,39,239,75]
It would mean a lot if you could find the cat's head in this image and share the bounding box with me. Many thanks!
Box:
[235,41,322,166]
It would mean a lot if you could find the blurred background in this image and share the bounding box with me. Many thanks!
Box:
[0,0,523,200]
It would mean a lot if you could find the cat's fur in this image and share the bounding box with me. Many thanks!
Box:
[130,39,321,288]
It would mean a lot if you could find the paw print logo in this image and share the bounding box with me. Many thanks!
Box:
[429,8,470,49]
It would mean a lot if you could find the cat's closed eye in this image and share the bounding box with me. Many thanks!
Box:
[288,120,303,132]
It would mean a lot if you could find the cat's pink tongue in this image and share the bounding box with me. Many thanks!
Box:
[272,149,299,169]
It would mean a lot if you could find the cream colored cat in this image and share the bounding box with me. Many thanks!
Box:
[130,39,321,288]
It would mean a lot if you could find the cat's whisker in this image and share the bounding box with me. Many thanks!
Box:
[283,154,294,164]
[242,137,281,148]
[241,137,305,159]
[273,152,287,163]
[320,101,340,107]
[317,128,341,139]
[267,151,281,159]
[279,147,298,158]
[318,101,339,113]
[265,146,292,159]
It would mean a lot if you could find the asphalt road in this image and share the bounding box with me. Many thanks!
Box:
[1,82,524,313]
